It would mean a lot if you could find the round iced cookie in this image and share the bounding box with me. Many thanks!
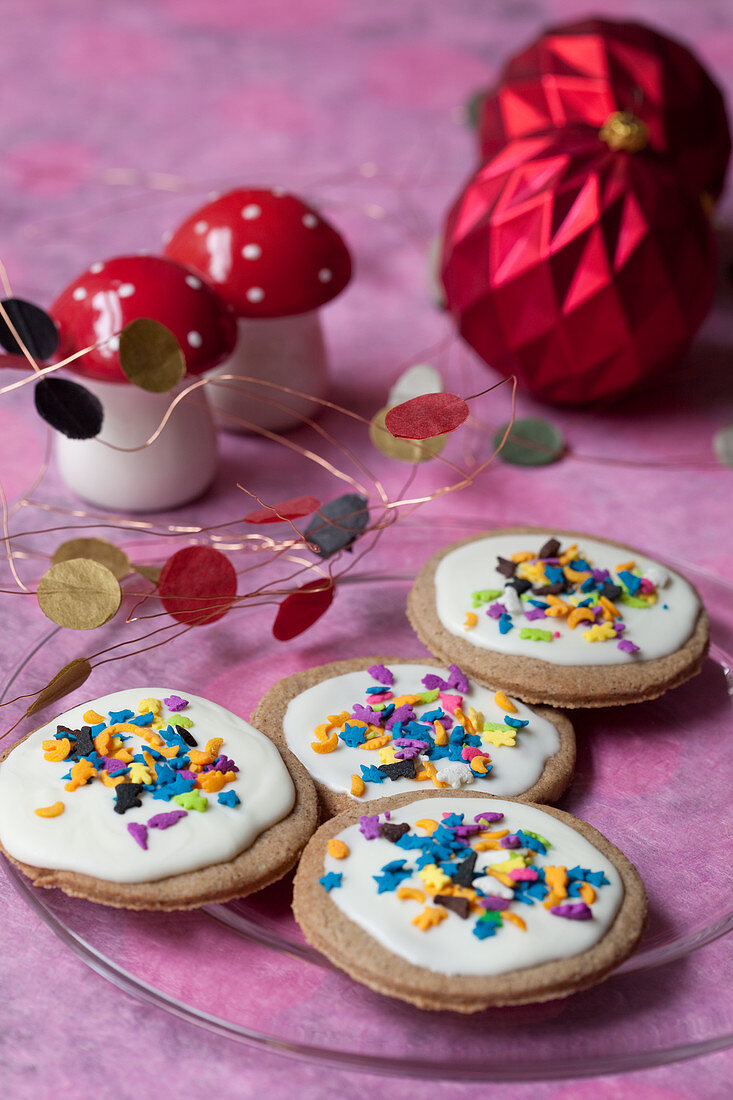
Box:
[293,790,646,1012]
[407,528,709,707]
[0,687,318,910]
[250,657,575,817]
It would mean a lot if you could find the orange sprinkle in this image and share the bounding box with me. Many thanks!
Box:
[473,839,502,850]
[141,750,158,780]
[328,839,350,859]
[327,711,350,726]
[83,710,105,725]
[433,721,448,746]
[412,906,448,931]
[502,911,527,931]
[600,595,621,620]
[313,723,331,742]
[392,694,421,707]
[511,551,535,563]
[99,770,124,788]
[415,818,439,834]
[579,882,596,904]
[350,774,365,797]
[567,607,595,629]
[559,544,578,565]
[493,691,516,713]
[544,865,568,900]
[34,801,64,817]
[311,732,338,754]
[486,868,514,888]
[205,738,224,758]
[64,759,97,792]
[197,770,227,793]
[397,886,425,903]
[564,566,591,583]
[616,560,635,572]
[188,749,215,766]
[113,747,135,763]
[454,707,475,734]
[464,612,478,629]
[470,755,491,775]
[94,730,111,756]
[42,737,71,763]
[360,734,391,750]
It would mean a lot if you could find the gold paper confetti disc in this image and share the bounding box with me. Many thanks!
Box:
[369,406,448,464]
[52,537,130,581]
[119,318,186,393]
[26,658,92,717]
[37,558,122,630]
[132,563,162,584]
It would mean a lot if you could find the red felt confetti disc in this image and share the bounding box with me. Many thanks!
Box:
[272,578,335,641]
[244,495,322,525]
[384,392,469,440]
[158,546,237,625]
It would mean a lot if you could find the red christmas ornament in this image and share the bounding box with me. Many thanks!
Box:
[478,18,731,201]
[441,124,716,406]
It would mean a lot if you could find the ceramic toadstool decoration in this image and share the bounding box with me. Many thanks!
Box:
[50,255,236,512]
[163,188,352,432]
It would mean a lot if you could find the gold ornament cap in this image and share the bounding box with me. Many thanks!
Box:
[599,111,649,153]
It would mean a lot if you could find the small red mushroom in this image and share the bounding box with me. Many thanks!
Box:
[163,188,352,431]
[48,255,236,512]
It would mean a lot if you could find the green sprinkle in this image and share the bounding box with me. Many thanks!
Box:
[371,703,386,711]
[523,829,551,848]
[471,588,502,608]
[478,909,502,926]
[172,714,194,729]
[482,722,514,733]
[620,594,653,609]
[172,790,207,812]
[419,688,440,703]
[519,628,554,641]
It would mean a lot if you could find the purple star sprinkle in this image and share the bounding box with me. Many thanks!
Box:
[164,695,188,712]
[359,814,381,840]
[551,902,593,920]
[178,770,196,782]
[421,673,447,691]
[524,607,548,621]
[500,834,523,848]
[368,663,394,686]
[214,754,239,773]
[447,665,469,694]
[592,569,610,583]
[474,811,504,824]
[479,896,511,911]
[487,602,505,619]
[352,703,381,725]
[127,822,148,850]
[385,704,416,730]
[148,810,188,830]
[394,746,423,760]
[617,639,640,654]
[103,757,127,774]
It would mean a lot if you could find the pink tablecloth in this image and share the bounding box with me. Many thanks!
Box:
[0,1,731,1096]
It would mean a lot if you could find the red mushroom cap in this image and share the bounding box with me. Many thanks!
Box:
[51,255,237,384]
[163,188,352,320]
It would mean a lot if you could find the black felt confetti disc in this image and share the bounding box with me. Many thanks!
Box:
[304,493,370,558]
[0,298,59,361]
[34,377,104,439]
[493,417,565,467]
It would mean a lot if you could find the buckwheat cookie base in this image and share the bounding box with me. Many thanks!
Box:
[293,789,647,1013]
[250,656,575,818]
[0,730,318,911]
[407,527,709,708]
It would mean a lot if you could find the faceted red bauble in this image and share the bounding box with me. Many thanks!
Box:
[441,126,716,406]
[478,18,731,201]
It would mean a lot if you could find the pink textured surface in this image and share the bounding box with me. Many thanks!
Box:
[0,0,732,1096]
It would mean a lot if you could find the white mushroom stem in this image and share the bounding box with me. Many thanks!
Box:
[204,311,329,433]
[55,376,218,512]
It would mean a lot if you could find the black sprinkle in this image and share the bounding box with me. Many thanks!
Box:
[435,894,470,919]
[601,581,623,602]
[114,783,144,815]
[452,851,477,887]
[506,577,532,595]
[34,377,104,440]
[538,538,561,559]
[496,556,515,578]
[533,582,566,596]
[378,758,417,781]
[379,822,411,843]
[0,298,59,361]
[56,724,77,742]
[175,724,198,747]
[74,725,95,758]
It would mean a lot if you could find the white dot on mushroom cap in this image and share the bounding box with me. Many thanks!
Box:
[318,268,333,283]
[89,262,104,274]
[118,283,135,298]
[185,275,202,289]
[241,204,262,220]
[187,331,203,348]
[246,287,265,302]
[108,335,120,351]
[302,213,318,228]
[194,221,208,235]
[242,243,262,260]
[72,287,87,301]
[161,229,173,245]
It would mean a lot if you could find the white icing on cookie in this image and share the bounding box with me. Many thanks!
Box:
[282,664,561,800]
[434,533,700,665]
[323,797,623,977]
[0,688,295,884]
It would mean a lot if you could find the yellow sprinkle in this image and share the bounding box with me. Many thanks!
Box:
[434,720,448,746]
[501,911,527,931]
[494,691,517,714]
[511,551,535,563]
[328,838,350,859]
[583,623,617,642]
[558,544,578,565]
[397,886,425,903]
[34,801,64,818]
[350,774,365,797]
[378,744,397,764]
[311,732,339,754]
[127,762,153,785]
[468,707,484,730]
[491,856,525,874]
[516,561,547,584]
[418,864,451,894]
[564,565,591,583]
[422,761,447,788]
[412,906,448,931]
[82,710,105,725]
[454,707,475,734]
[415,818,439,834]
[138,697,162,716]
[464,611,478,629]
[481,726,516,748]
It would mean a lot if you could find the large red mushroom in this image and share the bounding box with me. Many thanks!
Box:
[163,188,352,432]
[50,254,236,511]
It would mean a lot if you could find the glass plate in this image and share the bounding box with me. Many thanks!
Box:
[1,529,732,1081]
